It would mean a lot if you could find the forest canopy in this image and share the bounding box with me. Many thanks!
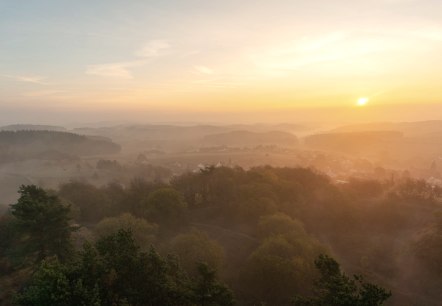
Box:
[1,166,441,305]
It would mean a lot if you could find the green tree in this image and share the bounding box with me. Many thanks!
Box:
[258,213,306,238]
[92,230,191,306]
[192,262,234,306]
[94,213,158,250]
[15,230,191,306]
[142,188,187,226]
[293,254,391,306]
[58,181,110,223]
[167,230,224,276]
[412,212,442,277]
[10,185,75,262]
[241,235,315,305]
[13,258,101,306]
[15,230,235,306]
[0,212,17,260]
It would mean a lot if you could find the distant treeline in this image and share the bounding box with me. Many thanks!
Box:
[304,131,404,153]
[203,130,298,146]
[0,130,121,162]
[0,124,66,132]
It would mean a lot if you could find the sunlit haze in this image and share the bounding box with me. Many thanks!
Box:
[357,97,369,106]
[2,3,442,305]
[1,0,442,124]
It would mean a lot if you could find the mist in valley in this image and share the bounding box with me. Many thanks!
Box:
[2,0,442,305]
[1,120,441,305]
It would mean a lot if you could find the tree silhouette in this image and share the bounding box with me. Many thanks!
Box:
[11,185,75,263]
[293,254,391,306]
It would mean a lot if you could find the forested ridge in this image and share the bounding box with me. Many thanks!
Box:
[1,166,441,305]
[0,130,121,163]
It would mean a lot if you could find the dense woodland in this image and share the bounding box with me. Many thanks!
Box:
[1,166,441,305]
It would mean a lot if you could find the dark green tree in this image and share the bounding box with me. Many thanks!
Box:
[167,230,224,276]
[293,254,391,306]
[58,181,110,223]
[192,262,234,306]
[142,188,187,226]
[94,213,158,250]
[10,185,75,262]
[15,230,235,306]
[13,258,101,306]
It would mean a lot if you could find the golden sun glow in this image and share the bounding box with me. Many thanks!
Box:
[356,97,369,107]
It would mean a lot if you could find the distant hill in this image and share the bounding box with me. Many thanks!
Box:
[203,130,298,147]
[0,124,66,132]
[0,130,121,162]
[330,120,442,137]
[304,131,403,154]
[73,124,305,151]
[74,123,307,139]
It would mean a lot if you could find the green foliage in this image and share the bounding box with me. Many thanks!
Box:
[5,166,438,305]
[94,213,158,249]
[10,185,75,262]
[172,166,344,227]
[241,235,319,305]
[258,213,306,238]
[15,230,234,306]
[142,188,188,226]
[58,181,110,223]
[14,259,101,306]
[293,254,391,306]
[0,213,18,260]
[192,263,234,306]
[239,213,324,305]
[412,213,442,277]
[167,230,224,276]
[122,179,167,216]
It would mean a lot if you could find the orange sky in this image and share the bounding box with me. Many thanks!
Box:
[1,0,441,124]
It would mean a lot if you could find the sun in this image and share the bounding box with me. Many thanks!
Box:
[356,97,369,106]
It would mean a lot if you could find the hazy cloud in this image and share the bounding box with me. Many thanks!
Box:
[194,66,214,75]
[136,40,170,58]
[86,61,146,79]
[22,90,66,97]
[86,40,170,79]
[250,31,404,73]
[2,74,49,85]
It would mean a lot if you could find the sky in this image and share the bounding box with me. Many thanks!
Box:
[1,0,442,125]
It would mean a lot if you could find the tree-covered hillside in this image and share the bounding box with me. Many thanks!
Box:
[0,130,121,163]
[1,166,440,305]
